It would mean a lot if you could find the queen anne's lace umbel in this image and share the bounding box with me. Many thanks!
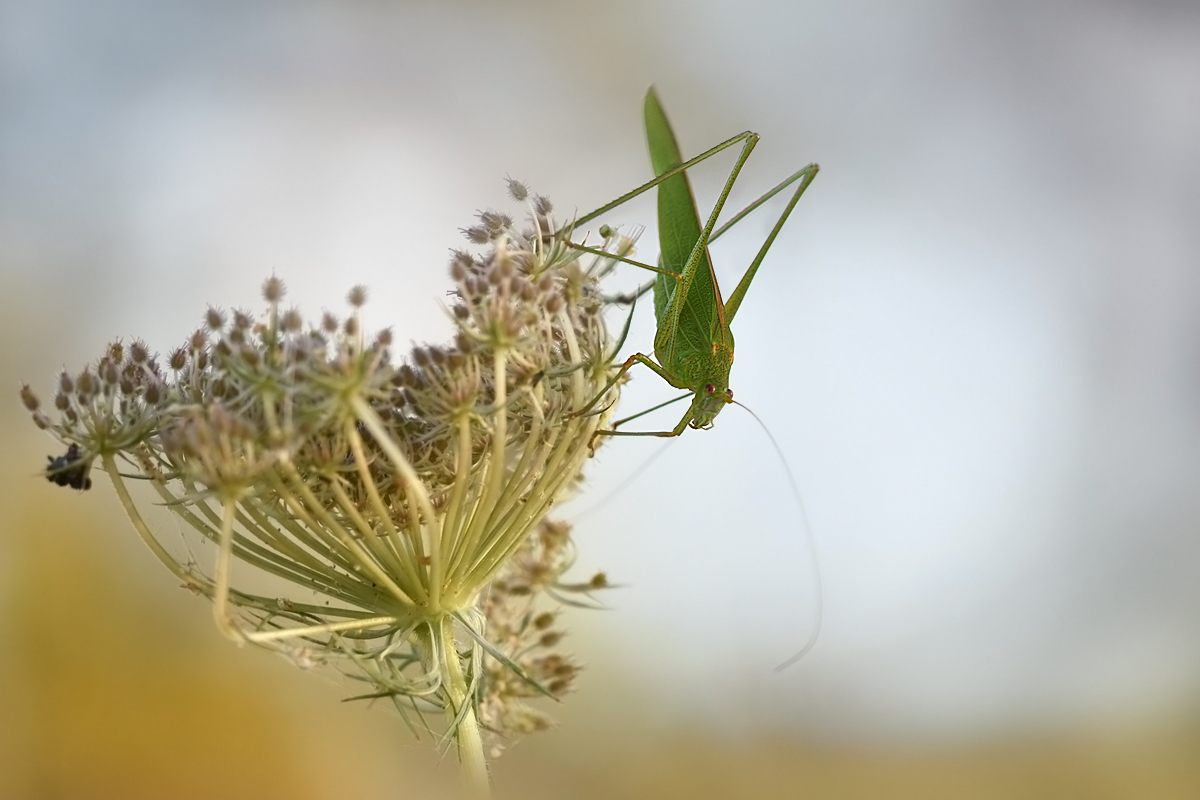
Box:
[23,187,637,761]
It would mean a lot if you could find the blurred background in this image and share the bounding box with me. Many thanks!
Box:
[3,1,1200,797]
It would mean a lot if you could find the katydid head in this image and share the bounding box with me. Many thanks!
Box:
[687,382,735,430]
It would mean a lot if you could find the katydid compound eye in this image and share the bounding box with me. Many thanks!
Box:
[726,389,734,400]
[704,383,715,393]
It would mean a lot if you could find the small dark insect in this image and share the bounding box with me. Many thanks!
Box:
[45,443,92,490]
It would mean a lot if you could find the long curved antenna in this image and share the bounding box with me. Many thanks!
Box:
[732,401,824,671]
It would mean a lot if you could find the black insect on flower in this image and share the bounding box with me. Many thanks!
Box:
[45,443,92,490]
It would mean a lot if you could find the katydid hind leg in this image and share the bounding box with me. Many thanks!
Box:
[562,127,760,236]
[723,163,819,324]
[710,162,820,244]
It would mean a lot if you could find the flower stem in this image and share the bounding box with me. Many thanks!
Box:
[101,454,195,587]
[438,616,490,797]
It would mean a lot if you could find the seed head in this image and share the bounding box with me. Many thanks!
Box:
[280,308,303,332]
[346,285,368,308]
[506,177,529,201]
[76,369,95,396]
[129,340,150,364]
[22,182,640,761]
[18,384,39,412]
[262,276,286,303]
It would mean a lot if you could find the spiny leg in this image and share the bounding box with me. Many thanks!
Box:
[611,391,692,430]
[562,130,760,236]
[724,163,819,323]
[593,403,693,439]
[710,163,820,244]
[667,130,758,314]
[572,351,675,421]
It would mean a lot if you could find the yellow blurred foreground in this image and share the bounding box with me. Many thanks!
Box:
[2,417,1198,800]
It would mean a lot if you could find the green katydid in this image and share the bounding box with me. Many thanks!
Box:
[564,88,818,436]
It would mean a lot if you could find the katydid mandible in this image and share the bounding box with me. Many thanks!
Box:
[570,88,819,437]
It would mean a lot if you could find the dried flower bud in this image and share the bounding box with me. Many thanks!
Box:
[18,384,39,411]
[280,308,303,332]
[262,276,286,303]
[506,178,529,201]
[393,364,416,387]
[479,210,512,234]
[463,225,490,245]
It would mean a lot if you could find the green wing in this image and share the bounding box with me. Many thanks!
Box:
[644,88,728,384]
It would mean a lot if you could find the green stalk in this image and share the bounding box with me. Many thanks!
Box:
[438,616,490,797]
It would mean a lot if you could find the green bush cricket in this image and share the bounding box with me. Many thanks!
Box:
[564,88,819,437]
[556,90,826,668]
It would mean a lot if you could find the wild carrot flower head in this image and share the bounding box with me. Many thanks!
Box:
[22,186,638,756]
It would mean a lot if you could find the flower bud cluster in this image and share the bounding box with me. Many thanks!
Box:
[23,189,639,750]
[478,517,609,756]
